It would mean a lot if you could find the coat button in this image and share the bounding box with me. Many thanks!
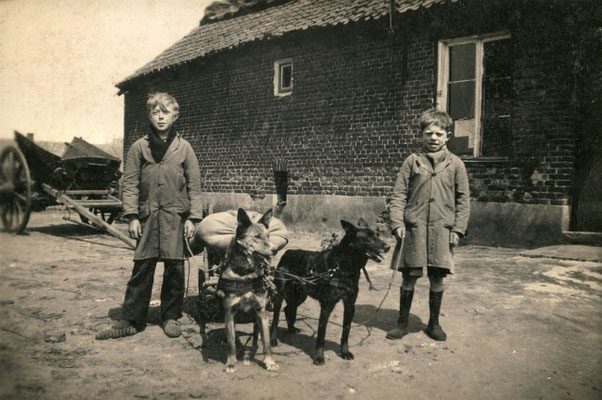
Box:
[429,198,435,202]
[432,172,437,177]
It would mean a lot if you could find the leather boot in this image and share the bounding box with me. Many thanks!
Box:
[386,288,414,340]
[426,290,447,341]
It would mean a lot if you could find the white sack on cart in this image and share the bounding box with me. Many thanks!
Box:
[188,209,288,256]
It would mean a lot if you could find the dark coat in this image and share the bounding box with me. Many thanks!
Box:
[389,149,470,272]
[122,132,203,260]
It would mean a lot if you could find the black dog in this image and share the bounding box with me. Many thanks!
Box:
[270,219,390,365]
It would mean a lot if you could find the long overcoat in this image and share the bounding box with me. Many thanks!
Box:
[122,132,203,261]
[389,149,470,272]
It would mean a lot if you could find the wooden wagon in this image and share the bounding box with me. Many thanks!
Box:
[0,131,134,248]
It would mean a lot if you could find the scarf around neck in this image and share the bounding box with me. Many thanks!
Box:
[423,147,447,168]
[148,126,176,163]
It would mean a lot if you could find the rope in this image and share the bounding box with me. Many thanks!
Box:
[357,266,397,326]
[185,256,191,297]
[183,237,195,323]
[184,237,193,298]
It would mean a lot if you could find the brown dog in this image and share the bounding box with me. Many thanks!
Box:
[218,208,279,373]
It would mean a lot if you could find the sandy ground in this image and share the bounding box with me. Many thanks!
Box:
[0,209,601,400]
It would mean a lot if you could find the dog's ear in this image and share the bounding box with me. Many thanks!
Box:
[237,208,252,228]
[357,218,368,228]
[258,208,273,229]
[340,220,356,234]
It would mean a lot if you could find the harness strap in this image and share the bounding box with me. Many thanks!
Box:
[276,262,356,291]
[218,277,267,294]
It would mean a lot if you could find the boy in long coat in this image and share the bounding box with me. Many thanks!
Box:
[97,92,203,340]
[386,109,470,341]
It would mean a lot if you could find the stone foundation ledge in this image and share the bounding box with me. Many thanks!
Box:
[201,192,572,248]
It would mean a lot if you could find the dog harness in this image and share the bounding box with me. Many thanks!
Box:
[217,277,268,294]
[277,258,355,293]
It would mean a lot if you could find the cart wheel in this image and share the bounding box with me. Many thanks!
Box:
[0,145,32,233]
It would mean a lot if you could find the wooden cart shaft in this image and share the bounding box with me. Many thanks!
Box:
[41,183,135,249]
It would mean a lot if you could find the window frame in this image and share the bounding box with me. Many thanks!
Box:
[436,32,511,158]
[274,58,293,97]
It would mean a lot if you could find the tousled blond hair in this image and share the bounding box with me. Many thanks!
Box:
[146,92,179,115]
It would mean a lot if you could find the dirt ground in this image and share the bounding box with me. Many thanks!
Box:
[0,209,601,400]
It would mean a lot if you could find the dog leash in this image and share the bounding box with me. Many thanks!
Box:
[184,237,196,298]
[357,237,404,326]
[182,238,195,323]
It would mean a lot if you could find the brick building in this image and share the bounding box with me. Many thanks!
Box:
[116,0,601,247]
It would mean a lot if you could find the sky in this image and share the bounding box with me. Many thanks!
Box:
[0,0,214,144]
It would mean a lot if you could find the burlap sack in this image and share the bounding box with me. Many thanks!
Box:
[189,209,288,255]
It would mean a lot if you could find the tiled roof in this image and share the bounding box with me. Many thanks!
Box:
[117,0,455,89]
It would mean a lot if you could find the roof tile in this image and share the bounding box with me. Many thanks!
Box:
[117,0,455,88]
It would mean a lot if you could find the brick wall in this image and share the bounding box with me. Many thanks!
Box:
[122,1,578,207]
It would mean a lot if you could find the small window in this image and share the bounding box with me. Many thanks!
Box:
[274,59,293,96]
[437,33,512,157]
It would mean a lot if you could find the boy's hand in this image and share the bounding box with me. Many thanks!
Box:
[450,232,460,246]
[184,220,196,240]
[393,227,405,240]
[128,219,142,240]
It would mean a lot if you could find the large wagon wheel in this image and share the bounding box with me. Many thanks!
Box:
[0,145,32,233]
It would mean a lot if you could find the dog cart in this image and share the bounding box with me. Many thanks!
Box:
[187,160,289,335]
[0,131,135,249]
